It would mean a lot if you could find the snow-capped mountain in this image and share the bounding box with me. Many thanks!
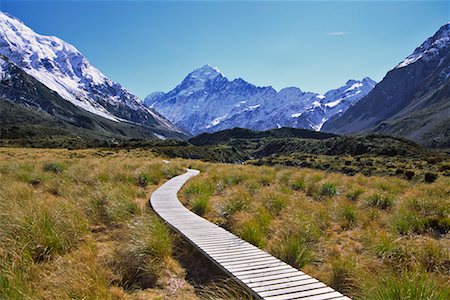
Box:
[323,23,450,148]
[145,64,375,135]
[0,11,179,135]
[0,54,186,141]
[396,22,450,74]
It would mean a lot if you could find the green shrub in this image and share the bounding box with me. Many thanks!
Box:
[43,162,65,173]
[366,193,394,210]
[320,182,337,197]
[424,172,438,183]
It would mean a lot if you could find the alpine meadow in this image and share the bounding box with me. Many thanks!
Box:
[0,1,449,300]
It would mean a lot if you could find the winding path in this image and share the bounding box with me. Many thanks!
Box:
[151,169,351,300]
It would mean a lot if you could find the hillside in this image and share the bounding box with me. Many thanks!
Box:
[0,56,186,147]
[189,127,337,146]
[0,12,182,139]
[323,23,450,148]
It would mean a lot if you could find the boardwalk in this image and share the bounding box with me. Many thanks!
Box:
[151,169,351,300]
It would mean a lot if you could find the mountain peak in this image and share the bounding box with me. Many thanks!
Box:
[396,22,449,69]
[0,11,181,134]
[188,64,224,81]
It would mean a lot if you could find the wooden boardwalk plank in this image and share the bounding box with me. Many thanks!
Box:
[150,169,351,300]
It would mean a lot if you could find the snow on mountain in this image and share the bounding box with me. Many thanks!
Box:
[322,22,450,148]
[145,64,277,134]
[396,22,450,69]
[145,65,376,134]
[0,11,179,132]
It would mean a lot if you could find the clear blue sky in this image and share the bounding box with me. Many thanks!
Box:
[1,1,448,98]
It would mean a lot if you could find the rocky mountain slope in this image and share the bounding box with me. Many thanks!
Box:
[323,23,450,148]
[145,65,375,135]
[0,55,185,145]
[0,11,181,138]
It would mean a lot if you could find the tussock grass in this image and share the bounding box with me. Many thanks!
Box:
[181,161,450,298]
[0,148,199,299]
[358,270,449,300]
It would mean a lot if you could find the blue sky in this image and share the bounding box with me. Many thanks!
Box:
[1,1,448,98]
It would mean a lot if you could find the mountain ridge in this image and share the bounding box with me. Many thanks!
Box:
[0,55,186,144]
[0,11,181,135]
[323,23,450,148]
[145,65,376,135]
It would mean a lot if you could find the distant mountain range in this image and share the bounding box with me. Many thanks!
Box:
[0,11,183,141]
[0,10,448,149]
[323,23,450,148]
[145,65,376,135]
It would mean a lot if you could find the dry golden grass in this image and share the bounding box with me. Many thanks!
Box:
[0,147,202,299]
[2,147,449,299]
[181,163,450,299]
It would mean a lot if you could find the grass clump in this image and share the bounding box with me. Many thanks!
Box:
[190,196,210,216]
[359,271,449,300]
[261,190,288,215]
[320,182,337,197]
[270,216,321,269]
[271,236,314,269]
[291,177,305,191]
[184,178,214,216]
[219,187,252,219]
[112,215,173,290]
[338,204,357,229]
[346,187,364,201]
[43,161,66,173]
[237,209,271,248]
[365,193,394,210]
[329,256,357,295]
[136,173,151,187]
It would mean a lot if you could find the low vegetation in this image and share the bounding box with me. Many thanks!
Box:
[181,163,450,299]
[1,146,449,299]
[0,148,207,299]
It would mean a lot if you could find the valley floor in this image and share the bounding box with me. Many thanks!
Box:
[0,148,449,299]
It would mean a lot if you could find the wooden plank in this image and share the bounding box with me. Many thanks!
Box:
[150,169,351,300]
[252,278,319,293]
[235,266,297,279]
[248,274,311,289]
[241,270,302,284]
[290,292,345,300]
[213,252,272,264]
[222,256,279,267]
[264,287,337,300]
[226,261,287,273]
[258,282,327,298]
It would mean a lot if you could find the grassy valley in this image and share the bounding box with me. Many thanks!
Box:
[0,148,212,299]
[0,147,449,299]
[181,163,450,299]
